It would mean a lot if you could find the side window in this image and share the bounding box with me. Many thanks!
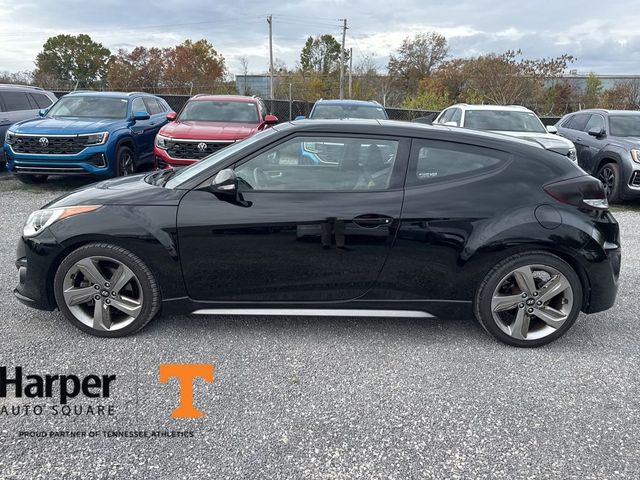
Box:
[450,108,462,126]
[143,97,162,115]
[131,97,148,114]
[560,115,573,128]
[407,140,508,186]
[584,114,605,133]
[437,109,453,124]
[1,92,33,112]
[29,93,54,109]
[235,136,399,192]
[566,113,589,131]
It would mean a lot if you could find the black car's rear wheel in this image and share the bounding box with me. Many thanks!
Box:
[597,162,621,203]
[54,243,160,337]
[16,174,47,184]
[475,252,582,347]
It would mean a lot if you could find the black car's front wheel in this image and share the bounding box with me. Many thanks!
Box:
[53,243,160,337]
[474,252,583,347]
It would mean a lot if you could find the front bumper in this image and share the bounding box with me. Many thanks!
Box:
[14,233,63,311]
[4,144,114,176]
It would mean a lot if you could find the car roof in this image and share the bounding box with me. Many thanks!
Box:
[277,119,544,150]
[65,91,158,99]
[0,84,49,92]
[314,99,383,107]
[446,104,532,112]
[572,108,640,116]
[189,94,259,102]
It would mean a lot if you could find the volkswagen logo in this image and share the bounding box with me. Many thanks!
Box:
[39,137,49,147]
[197,142,208,152]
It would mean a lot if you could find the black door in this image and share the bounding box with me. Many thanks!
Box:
[177,134,410,302]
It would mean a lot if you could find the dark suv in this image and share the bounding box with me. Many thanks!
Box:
[0,84,56,163]
[555,109,640,202]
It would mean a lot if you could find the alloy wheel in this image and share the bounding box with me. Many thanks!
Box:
[119,150,135,176]
[490,264,574,341]
[598,166,615,198]
[61,255,143,331]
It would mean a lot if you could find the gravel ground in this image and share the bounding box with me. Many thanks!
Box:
[0,173,639,479]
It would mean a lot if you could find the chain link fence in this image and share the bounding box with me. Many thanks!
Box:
[52,91,562,125]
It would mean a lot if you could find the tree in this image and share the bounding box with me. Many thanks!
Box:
[0,70,33,85]
[602,79,639,109]
[582,73,603,109]
[299,34,348,75]
[33,34,111,89]
[403,77,450,110]
[388,32,448,95]
[164,39,226,93]
[107,47,166,92]
[238,56,249,95]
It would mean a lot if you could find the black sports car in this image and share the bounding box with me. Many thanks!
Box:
[15,120,620,347]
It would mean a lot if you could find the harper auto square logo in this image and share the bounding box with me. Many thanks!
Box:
[159,364,215,419]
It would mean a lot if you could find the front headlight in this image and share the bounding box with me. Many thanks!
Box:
[4,130,16,145]
[23,205,101,237]
[568,147,577,162]
[156,134,169,149]
[631,149,640,163]
[80,132,108,145]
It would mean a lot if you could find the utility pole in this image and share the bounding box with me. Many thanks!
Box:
[267,15,274,100]
[339,18,347,99]
[348,47,353,98]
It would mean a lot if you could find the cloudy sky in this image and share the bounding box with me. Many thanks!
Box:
[1,0,639,76]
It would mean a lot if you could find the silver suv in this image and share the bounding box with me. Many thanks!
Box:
[0,85,57,163]
[433,104,577,163]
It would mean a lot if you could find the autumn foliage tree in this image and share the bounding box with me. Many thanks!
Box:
[107,47,166,92]
[164,39,226,93]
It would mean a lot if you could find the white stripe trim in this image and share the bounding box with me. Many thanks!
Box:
[191,308,433,318]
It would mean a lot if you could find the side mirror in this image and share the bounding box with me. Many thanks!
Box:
[132,111,150,121]
[166,111,177,121]
[264,114,278,125]
[588,127,605,138]
[38,108,48,117]
[294,115,306,121]
[546,125,558,134]
[211,168,238,194]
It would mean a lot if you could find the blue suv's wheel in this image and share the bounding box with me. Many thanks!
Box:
[116,145,136,177]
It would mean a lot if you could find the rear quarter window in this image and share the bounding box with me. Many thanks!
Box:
[407,139,509,187]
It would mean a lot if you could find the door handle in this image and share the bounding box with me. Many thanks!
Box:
[353,214,394,228]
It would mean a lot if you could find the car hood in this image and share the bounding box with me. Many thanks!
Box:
[159,121,259,140]
[11,116,125,135]
[492,131,575,155]
[45,173,185,209]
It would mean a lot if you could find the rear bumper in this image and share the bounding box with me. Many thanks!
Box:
[4,144,114,176]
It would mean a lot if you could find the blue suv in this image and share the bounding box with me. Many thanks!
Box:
[3,91,172,183]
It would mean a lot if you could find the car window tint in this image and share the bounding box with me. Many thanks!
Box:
[132,97,148,114]
[1,92,32,111]
[29,93,54,109]
[143,97,162,115]
[235,136,399,191]
[584,114,605,133]
[566,113,589,131]
[407,140,507,186]
[438,109,453,123]
[560,116,573,127]
[450,108,462,125]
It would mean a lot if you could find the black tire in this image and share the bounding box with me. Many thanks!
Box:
[53,243,161,337]
[115,144,136,177]
[597,162,621,203]
[15,174,47,184]
[474,251,583,348]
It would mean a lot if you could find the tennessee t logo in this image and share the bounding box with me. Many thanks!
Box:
[159,364,215,418]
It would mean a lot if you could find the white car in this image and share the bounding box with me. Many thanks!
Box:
[433,104,577,163]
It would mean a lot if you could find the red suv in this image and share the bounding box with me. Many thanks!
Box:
[154,94,278,167]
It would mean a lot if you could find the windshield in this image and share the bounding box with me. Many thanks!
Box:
[310,104,387,120]
[165,127,278,189]
[464,110,547,133]
[608,115,640,137]
[179,100,259,123]
[47,96,129,119]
